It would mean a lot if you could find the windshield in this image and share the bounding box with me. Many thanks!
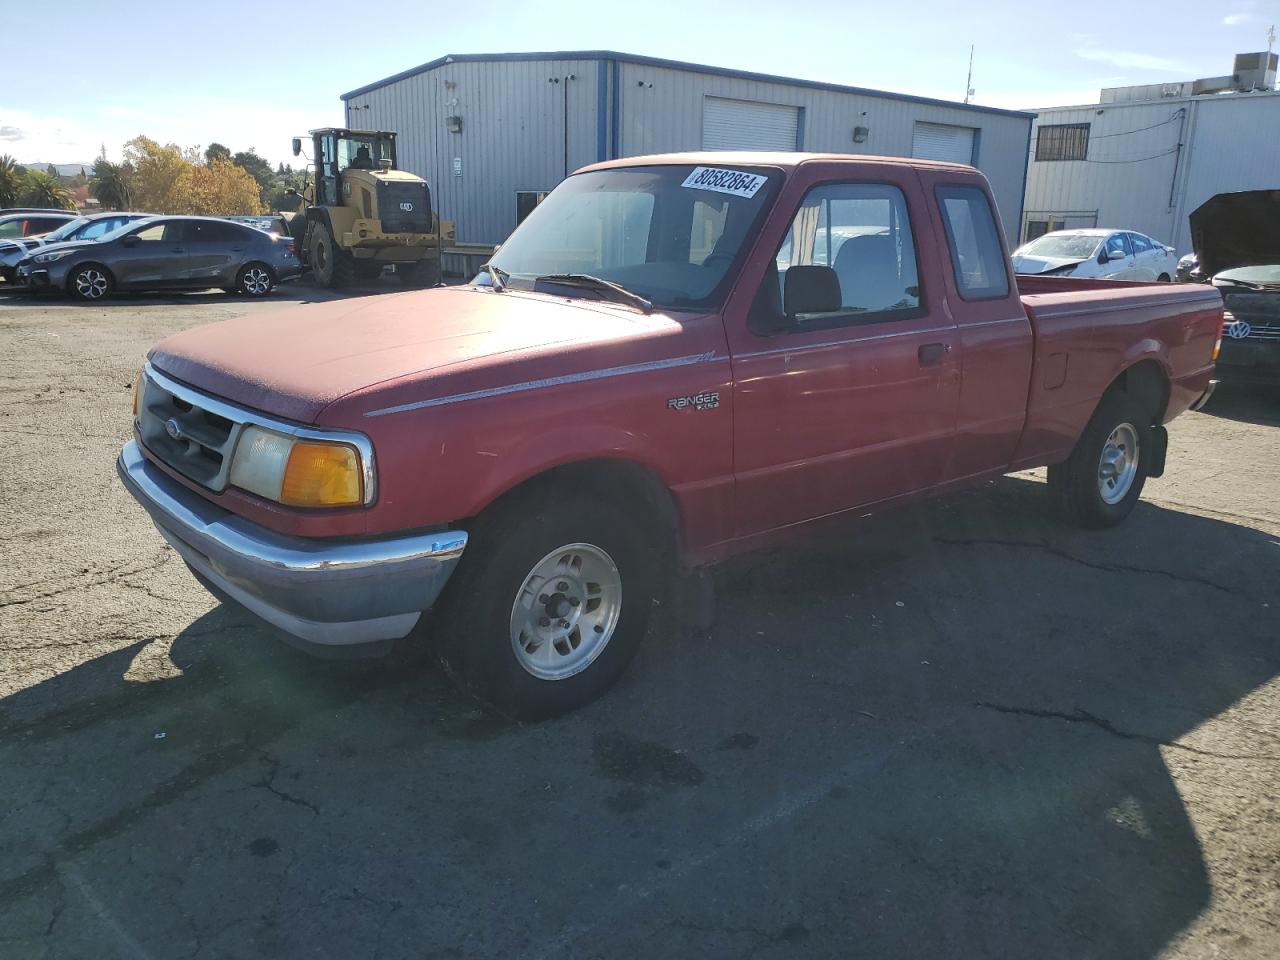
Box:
[1019,233,1102,259]
[485,164,781,311]
[337,135,392,172]
[42,218,90,242]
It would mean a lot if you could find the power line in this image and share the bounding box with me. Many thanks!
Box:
[1088,112,1182,139]
[1083,147,1180,164]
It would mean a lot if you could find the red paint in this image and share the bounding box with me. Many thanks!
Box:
[144,153,1223,564]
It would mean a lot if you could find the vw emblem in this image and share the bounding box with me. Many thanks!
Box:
[1227,320,1252,340]
[165,418,184,441]
[399,201,414,212]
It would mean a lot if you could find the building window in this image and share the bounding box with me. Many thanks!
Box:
[1035,123,1090,161]
[516,191,550,226]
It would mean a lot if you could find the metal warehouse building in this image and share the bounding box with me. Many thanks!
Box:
[341,51,1033,268]
[1023,52,1280,254]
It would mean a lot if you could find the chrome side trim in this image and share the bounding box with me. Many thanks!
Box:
[364,351,719,417]
[960,316,1028,328]
[145,362,379,505]
[733,324,956,361]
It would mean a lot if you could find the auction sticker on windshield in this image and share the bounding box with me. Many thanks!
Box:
[681,167,767,198]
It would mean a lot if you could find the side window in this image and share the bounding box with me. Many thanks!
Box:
[1104,233,1130,260]
[79,219,120,240]
[935,184,1010,301]
[133,223,167,242]
[773,182,922,325]
[31,218,68,234]
[162,222,189,244]
[1129,232,1152,254]
[189,221,245,243]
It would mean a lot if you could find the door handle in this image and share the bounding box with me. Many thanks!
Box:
[171,247,185,253]
[918,342,949,366]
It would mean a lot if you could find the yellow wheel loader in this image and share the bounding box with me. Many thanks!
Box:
[284,128,454,288]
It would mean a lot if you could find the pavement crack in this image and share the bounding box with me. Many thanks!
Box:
[0,554,173,609]
[976,702,1280,762]
[933,537,1241,597]
[253,752,320,815]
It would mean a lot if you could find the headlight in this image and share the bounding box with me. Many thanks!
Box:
[1042,264,1077,277]
[33,249,75,264]
[229,425,368,508]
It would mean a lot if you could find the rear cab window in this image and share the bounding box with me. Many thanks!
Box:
[935,184,1010,300]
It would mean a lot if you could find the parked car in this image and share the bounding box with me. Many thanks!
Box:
[1176,252,1205,283]
[1011,229,1178,280]
[0,212,152,283]
[225,214,291,236]
[1191,189,1280,384]
[0,210,77,244]
[117,153,1221,718]
[16,216,301,300]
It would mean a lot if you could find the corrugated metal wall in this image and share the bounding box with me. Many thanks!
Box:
[345,55,1032,265]
[1023,92,1280,254]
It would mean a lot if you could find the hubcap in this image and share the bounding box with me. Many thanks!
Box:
[244,267,270,294]
[76,269,107,299]
[509,543,622,681]
[1098,422,1140,504]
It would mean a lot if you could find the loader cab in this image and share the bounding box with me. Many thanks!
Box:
[299,128,398,207]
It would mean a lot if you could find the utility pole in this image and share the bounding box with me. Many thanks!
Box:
[964,45,975,104]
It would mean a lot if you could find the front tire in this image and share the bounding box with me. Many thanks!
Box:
[236,262,275,297]
[307,225,354,288]
[434,494,661,719]
[1047,391,1150,528]
[68,264,112,302]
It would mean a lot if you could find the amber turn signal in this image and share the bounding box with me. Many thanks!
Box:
[280,442,363,507]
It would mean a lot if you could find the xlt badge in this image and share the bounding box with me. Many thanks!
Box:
[667,391,720,411]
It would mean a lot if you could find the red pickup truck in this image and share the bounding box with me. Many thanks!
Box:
[118,153,1222,717]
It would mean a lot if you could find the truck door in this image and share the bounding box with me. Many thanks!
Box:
[920,176,1035,480]
[724,165,960,536]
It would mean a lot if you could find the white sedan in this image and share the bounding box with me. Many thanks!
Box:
[1011,229,1178,281]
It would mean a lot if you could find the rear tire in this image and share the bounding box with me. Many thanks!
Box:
[434,493,661,720]
[1047,391,1150,528]
[1157,273,1171,282]
[398,259,440,288]
[68,263,112,302]
[236,262,275,297]
[307,225,354,288]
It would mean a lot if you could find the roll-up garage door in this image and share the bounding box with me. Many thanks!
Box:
[911,122,976,164]
[702,97,800,151]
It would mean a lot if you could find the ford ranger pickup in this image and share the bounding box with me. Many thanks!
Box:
[118,152,1223,718]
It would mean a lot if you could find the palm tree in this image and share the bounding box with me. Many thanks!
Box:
[21,170,75,210]
[0,155,23,207]
[89,158,131,210]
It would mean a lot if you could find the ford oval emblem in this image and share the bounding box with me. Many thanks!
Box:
[1226,320,1251,340]
[399,201,414,212]
[165,418,184,441]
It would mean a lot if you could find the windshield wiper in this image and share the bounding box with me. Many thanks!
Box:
[482,262,509,292]
[534,273,653,313]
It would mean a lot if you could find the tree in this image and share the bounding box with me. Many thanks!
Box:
[205,142,231,164]
[46,163,59,178]
[0,155,22,207]
[123,136,198,213]
[90,158,132,210]
[231,149,274,204]
[186,159,262,215]
[21,170,75,210]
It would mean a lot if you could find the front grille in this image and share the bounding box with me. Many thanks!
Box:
[376,180,432,234]
[137,369,246,490]
[1223,314,1280,342]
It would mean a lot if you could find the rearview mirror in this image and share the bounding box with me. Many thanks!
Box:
[121,234,141,247]
[291,137,302,157]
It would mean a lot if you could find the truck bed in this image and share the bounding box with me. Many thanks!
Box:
[1012,276,1223,469]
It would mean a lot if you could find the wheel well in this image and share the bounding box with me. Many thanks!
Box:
[1108,360,1169,422]
[475,459,682,554]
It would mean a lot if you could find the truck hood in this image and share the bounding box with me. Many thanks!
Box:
[1010,254,1085,275]
[1190,189,1280,278]
[149,287,689,423]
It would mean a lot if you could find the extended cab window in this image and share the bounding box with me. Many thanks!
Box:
[488,164,780,310]
[767,182,923,327]
[936,185,1010,300]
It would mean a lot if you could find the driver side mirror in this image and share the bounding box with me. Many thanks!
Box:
[1104,248,1126,262]
[292,138,302,157]
[121,234,141,248]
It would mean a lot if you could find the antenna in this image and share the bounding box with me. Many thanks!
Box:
[1269,24,1276,54]
[964,45,976,104]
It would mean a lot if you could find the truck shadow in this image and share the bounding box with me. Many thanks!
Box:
[1200,382,1280,426]
[0,477,1276,958]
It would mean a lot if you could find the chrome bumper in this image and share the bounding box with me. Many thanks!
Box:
[1190,379,1219,411]
[116,440,467,647]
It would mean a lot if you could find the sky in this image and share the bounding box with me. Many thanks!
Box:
[2,0,1276,168]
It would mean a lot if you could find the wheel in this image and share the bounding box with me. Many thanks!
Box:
[68,264,112,302]
[434,493,662,719]
[397,259,440,287]
[354,261,384,282]
[236,262,275,297]
[1157,273,1171,282]
[1047,391,1150,528]
[307,225,354,288]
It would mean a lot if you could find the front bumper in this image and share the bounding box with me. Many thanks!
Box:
[117,440,467,648]
[15,265,51,289]
[1216,339,1280,384]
